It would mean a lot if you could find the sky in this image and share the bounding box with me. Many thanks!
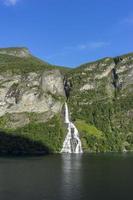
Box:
[0,0,133,67]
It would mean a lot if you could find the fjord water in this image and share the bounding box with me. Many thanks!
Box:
[0,154,133,200]
[61,103,83,153]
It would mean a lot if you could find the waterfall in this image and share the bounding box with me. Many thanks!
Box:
[61,103,83,153]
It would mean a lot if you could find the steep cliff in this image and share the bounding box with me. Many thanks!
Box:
[0,47,133,154]
[0,48,66,154]
[67,53,133,152]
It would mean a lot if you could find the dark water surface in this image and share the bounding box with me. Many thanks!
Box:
[0,153,133,200]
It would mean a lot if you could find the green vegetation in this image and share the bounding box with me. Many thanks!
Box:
[0,47,133,154]
[0,53,52,74]
[75,119,127,152]
[0,115,66,155]
[14,115,65,153]
[0,48,69,74]
[75,119,107,152]
[0,114,10,129]
[66,52,133,152]
[68,87,133,152]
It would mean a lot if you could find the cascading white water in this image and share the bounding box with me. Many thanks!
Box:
[61,103,83,153]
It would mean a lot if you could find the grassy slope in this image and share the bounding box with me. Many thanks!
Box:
[0,49,69,74]
[0,114,66,155]
[0,48,133,153]
[0,48,67,154]
[67,53,133,152]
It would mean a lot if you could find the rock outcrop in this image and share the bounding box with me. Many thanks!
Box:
[0,47,30,58]
[67,53,133,152]
[0,47,133,154]
[0,70,65,127]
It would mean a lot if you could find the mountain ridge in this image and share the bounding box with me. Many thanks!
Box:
[1,47,133,69]
[0,47,132,155]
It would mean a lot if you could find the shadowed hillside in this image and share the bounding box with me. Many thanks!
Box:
[0,47,133,154]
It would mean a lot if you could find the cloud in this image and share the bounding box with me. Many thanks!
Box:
[64,41,110,51]
[77,41,110,50]
[3,0,19,6]
[46,41,110,59]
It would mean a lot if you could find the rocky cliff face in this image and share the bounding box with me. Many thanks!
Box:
[0,48,133,154]
[0,48,67,154]
[0,47,30,58]
[67,53,133,152]
[0,70,65,128]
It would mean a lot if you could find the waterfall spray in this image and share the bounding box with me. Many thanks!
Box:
[61,103,83,153]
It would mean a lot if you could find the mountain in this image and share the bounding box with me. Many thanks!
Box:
[0,47,132,155]
[67,54,133,152]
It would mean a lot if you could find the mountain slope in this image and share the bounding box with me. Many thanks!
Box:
[0,47,69,74]
[67,53,133,152]
[0,47,67,154]
[0,47,132,154]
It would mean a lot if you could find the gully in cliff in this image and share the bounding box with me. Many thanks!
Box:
[61,103,83,153]
[63,77,72,100]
